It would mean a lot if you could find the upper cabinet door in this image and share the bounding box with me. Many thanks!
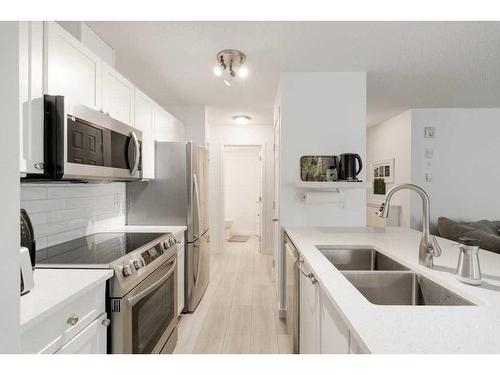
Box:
[154,105,184,142]
[134,89,155,179]
[19,21,44,174]
[44,21,102,110]
[102,62,135,126]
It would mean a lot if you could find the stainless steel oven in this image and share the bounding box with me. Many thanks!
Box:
[23,95,142,182]
[111,253,178,354]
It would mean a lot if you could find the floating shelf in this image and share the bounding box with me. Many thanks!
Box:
[295,181,370,191]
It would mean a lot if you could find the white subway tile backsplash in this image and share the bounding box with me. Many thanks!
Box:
[21,182,126,249]
[21,186,48,201]
[22,199,67,213]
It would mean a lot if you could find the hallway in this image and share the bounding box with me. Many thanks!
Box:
[174,236,291,354]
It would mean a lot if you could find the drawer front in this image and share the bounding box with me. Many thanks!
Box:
[21,284,106,354]
[55,313,108,354]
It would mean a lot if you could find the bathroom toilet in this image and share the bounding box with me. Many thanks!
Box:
[224,219,233,241]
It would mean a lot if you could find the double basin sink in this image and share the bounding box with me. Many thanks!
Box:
[318,247,473,306]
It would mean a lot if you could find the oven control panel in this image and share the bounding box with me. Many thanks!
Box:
[141,244,165,266]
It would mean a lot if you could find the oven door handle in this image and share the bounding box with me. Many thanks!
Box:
[126,258,176,307]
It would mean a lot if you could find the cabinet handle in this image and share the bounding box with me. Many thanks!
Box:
[297,261,317,284]
[34,162,44,170]
[101,318,111,327]
[67,315,79,326]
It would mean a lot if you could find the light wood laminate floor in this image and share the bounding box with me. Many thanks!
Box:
[174,236,292,354]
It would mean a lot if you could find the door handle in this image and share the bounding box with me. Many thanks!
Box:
[272,218,279,222]
[128,132,140,175]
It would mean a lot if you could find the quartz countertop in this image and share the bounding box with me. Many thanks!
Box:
[284,226,500,353]
[20,269,113,332]
[102,225,187,237]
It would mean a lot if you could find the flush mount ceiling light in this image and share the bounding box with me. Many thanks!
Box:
[213,49,248,86]
[233,115,251,125]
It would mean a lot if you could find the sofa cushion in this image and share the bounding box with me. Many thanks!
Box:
[466,219,498,236]
[437,217,500,254]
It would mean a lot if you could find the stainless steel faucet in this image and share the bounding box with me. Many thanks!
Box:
[377,183,442,267]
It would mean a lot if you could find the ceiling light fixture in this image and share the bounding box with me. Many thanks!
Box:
[233,115,251,125]
[213,49,248,86]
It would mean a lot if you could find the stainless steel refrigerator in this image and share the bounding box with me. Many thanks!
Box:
[126,141,209,312]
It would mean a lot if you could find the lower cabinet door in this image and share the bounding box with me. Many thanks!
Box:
[55,313,108,354]
[319,288,349,354]
[299,265,320,354]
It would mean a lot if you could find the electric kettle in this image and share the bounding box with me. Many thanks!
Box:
[338,153,363,181]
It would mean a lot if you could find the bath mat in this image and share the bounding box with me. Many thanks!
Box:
[228,235,250,243]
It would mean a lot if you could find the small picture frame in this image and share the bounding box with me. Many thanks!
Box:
[371,159,394,183]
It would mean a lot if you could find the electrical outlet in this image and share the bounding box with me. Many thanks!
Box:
[338,196,345,209]
[424,126,436,138]
[425,172,433,182]
[425,148,434,159]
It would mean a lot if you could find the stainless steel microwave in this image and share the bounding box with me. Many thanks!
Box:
[23,95,142,182]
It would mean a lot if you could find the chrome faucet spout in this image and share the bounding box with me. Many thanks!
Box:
[376,183,442,267]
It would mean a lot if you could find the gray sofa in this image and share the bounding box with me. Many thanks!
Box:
[437,217,500,254]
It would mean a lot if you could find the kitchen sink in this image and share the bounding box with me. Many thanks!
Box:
[317,248,409,271]
[341,271,474,306]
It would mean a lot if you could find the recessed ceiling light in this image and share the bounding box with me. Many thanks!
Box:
[233,115,251,125]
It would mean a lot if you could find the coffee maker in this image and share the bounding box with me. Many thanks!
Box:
[338,153,363,181]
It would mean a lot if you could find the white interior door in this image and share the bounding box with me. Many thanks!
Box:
[273,109,281,285]
[224,145,261,238]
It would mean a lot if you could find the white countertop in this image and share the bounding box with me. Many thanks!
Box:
[20,269,113,332]
[284,226,500,353]
[102,225,187,237]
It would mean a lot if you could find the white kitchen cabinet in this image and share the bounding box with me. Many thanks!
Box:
[348,332,366,354]
[44,21,102,110]
[297,256,350,354]
[55,313,108,354]
[134,88,155,179]
[175,231,186,315]
[154,105,184,142]
[320,288,349,354]
[299,262,320,353]
[21,282,107,354]
[19,21,44,174]
[102,62,135,126]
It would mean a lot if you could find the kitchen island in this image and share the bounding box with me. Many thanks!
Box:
[284,226,500,353]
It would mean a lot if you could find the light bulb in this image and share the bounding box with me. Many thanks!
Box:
[213,65,223,77]
[233,115,251,125]
[238,65,249,78]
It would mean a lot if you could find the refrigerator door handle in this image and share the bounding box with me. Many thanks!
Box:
[193,243,201,283]
[193,173,202,240]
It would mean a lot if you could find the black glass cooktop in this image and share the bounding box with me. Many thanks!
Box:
[36,232,166,267]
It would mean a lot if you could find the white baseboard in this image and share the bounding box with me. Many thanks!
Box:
[231,230,258,236]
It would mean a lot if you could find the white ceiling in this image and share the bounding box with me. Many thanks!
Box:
[87,21,500,126]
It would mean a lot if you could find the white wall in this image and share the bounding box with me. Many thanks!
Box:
[410,108,500,231]
[224,146,261,236]
[275,72,367,315]
[21,183,126,249]
[167,105,208,146]
[366,111,412,228]
[278,72,367,228]
[209,125,274,254]
[0,21,21,353]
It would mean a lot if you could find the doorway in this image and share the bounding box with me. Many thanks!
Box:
[223,145,263,250]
